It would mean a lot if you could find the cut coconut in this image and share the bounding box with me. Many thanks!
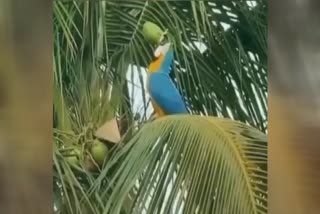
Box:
[95,118,121,143]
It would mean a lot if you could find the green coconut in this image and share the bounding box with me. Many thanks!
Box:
[91,140,109,166]
[142,21,167,45]
[66,148,81,166]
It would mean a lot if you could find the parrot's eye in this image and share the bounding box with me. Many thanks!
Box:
[151,56,157,62]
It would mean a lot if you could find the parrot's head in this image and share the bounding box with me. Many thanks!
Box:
[148,42,173,73]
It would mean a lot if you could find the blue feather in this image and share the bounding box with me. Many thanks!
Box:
[159,49,174,74]
[149,72,188,114]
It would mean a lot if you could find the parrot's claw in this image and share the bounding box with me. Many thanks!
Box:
[159,29,169,45]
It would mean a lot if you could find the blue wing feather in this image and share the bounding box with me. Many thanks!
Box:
[149,72,188,114]
[160,49,174,74]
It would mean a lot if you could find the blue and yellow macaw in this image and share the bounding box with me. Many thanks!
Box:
[147,43,188,118]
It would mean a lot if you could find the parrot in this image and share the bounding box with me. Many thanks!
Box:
[147,42,188,118]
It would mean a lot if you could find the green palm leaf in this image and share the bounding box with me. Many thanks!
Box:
[53,0,267,213]
[94,116,267,214]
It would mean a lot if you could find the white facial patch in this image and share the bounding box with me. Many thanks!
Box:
[154,46,163,58]
[153,42,172,58]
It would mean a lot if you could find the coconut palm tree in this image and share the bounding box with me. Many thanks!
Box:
[53,1,267,213]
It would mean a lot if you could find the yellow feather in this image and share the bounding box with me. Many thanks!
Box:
[151,100,166,118]
[148,54,164,73]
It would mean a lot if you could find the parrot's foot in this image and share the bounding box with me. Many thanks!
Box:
[159,29,168,45]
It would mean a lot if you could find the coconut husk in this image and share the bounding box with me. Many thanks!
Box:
[95,118,121,143]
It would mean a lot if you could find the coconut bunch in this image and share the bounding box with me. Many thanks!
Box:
[62,21,170,172]
[65,140,110,171]
[63,119,120,172]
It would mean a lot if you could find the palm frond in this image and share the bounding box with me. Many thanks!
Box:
[94,115,267,214]
[53,0,267,213]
